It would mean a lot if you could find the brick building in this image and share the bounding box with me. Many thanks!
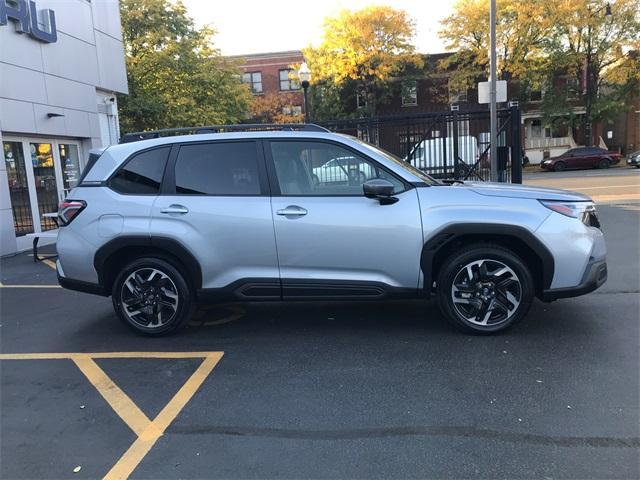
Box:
[230,50,306,118]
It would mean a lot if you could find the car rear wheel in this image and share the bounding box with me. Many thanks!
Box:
[553,161,566,172]
[436,244,534,334]
[112,257,194,336]
[598,158,611,169]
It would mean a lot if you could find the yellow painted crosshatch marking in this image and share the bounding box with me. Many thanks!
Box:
[0,351,224,480]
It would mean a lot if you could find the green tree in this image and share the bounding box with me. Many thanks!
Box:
[440,0,558,89]
[304,6,423,117]
[118,0,252,133]
[440,0,640,142]
[545,0,640,135]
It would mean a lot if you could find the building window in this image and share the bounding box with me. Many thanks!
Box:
[242,72,263,94]
[356,93,367,109]
[282,106,303,116]
[566,78,579,99]
[448,82,468,103]
[279,69,300,91]
[401,81,418,106]
[529,85,544,102]
[530,119,543,138]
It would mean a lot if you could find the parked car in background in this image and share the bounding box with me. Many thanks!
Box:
[626,150,640,168]
[312,156,374,185]
[408,135,479,177]
[540,147,621,171]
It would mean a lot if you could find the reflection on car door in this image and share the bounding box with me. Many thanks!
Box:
[150,141,280,294]
[266,139,424,298]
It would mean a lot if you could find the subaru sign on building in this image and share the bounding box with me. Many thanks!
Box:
[0,0,128,255]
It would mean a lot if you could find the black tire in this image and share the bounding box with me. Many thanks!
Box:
[436,244,535,334]
[112,257,194,336]
[553,161,566,172]
[598,158,611,169]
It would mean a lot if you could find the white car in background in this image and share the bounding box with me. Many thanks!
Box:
[408,135,480,176]
[312,156,374,185]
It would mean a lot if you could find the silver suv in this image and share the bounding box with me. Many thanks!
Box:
[56,127,607,335]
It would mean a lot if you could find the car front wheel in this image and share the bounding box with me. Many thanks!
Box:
[553,161,566,172]
[436,245,534,334]
[112,257,194,336]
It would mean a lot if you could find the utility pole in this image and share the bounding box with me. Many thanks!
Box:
[489,0,498,181]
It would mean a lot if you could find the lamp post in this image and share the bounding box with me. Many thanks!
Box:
[585,2,612,147]
[489,0,498,181]
[298,62,312,123]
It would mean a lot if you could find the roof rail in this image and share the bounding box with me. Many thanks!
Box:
[119,123,329,143]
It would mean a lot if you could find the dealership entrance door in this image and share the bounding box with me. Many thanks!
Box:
[3,136,83,251]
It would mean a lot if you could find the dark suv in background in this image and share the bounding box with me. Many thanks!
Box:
[541,147,621,171]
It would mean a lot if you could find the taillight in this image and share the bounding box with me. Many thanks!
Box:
[58,200,86,226]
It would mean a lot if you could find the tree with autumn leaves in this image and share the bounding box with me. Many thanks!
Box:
[118,0,252,132]
[440,0,640,132]
[304,6,423,118]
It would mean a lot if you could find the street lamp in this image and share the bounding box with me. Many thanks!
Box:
[298,62,311,123]
[585,2,612,146]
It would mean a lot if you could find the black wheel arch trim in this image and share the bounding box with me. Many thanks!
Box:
[420,223,555,297]
[94,235,203,290]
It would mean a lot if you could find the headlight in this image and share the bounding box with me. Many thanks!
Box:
[539,200,601,228]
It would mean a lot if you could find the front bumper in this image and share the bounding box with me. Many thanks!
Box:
[627,157,639,166]
[542,258,607,301]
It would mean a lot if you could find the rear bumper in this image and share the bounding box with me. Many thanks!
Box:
[542,258,607,301]
[57,260,107,296]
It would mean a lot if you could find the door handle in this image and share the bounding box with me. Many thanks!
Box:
[160,204,189,214]
[276,205,308,216]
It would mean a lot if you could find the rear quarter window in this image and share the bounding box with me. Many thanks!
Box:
[110,147,170,194]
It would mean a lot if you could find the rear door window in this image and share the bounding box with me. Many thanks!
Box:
[174,142,261,195]
[110,147,170,194]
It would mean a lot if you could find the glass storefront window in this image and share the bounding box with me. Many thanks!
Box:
[30,142,59,232]
[59,144,81,191]
[3,142,34,237]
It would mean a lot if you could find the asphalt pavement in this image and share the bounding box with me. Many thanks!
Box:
[1,169,639,479]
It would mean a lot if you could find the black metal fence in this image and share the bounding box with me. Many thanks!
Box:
[322,105,522,183]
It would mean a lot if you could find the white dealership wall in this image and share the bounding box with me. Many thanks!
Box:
[0,0,128,255]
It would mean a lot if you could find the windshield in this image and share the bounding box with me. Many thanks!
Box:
[351,138,440,185]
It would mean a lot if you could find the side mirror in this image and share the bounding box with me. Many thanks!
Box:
[363,179,398,205]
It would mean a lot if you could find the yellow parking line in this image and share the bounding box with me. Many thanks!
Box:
[0,351,224,479]
[0,284,61,288]
[42,258,57,270]
[104,354,222,480]
[0,352,223,360]
[73,356,154,437]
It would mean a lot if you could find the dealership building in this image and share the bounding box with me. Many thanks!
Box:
[0,0,127,255]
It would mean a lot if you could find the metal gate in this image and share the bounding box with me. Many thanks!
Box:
[322,105,522,183]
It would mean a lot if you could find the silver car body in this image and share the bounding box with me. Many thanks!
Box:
[57,131,606,299]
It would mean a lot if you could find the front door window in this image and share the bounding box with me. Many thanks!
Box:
[3,142,34,236]
[30,142,59,231]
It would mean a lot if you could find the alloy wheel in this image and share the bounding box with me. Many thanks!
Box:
[450,259,522,326]
[120,268,179,328]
